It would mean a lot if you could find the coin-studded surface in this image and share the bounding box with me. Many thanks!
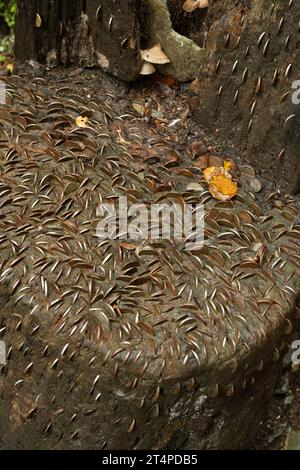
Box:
[15,0,141,81]
[0,71,300,449]
[195,0,300,194]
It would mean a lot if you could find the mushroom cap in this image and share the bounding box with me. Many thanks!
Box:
[140,44,171,65]
[140,61,156,75]
[183,0,209,12]
[199,0,210,8]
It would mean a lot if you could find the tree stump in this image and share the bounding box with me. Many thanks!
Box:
[15,0,141,81]
[0,72,300,450]
[15,0,207,82]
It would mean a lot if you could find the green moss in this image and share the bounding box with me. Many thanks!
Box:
[143,0,205,81]
[0,0,15,29]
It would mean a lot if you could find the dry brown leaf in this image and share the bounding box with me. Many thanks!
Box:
[209,155,223,167]
[132,103,145,116]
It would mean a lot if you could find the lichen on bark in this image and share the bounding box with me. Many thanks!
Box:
[142,0,205,81]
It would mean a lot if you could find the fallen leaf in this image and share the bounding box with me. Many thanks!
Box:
[191,141,208,156]
[170,168,194,177]
[6,63,14,74]
[186,183,204,191]
[154,74,176,87]
[252,243,266,264]
[189,78,201,95]
[75,116,89,128]
[132,102,145,116]
[155,119,165,127]
[209,155,223,167]
[204,166,238,201]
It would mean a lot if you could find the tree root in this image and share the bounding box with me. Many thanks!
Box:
[142,0,205,81]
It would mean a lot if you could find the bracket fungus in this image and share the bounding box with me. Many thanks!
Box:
[141,44,171,65]
[35,13,42,28]
[183,0,210,13]
[140,61,157,75]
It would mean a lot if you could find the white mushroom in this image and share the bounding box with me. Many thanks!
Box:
[140,44,171,65]
[140,61,156,75]
[199,0,210,7]
[183,0,209,12]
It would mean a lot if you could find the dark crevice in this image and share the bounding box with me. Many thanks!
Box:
[166,0,209,48]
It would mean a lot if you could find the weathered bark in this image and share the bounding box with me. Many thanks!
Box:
[194,0,300,194]
[15,0,141,81]
[86,0,141,81]
[15,0,208,81]
[15,0,82,64]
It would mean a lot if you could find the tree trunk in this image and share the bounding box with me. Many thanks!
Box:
[15,0,141,81]
[193,0,300,194]
[15,0,207,82]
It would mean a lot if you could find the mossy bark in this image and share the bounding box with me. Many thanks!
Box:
[142,0,205,81]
